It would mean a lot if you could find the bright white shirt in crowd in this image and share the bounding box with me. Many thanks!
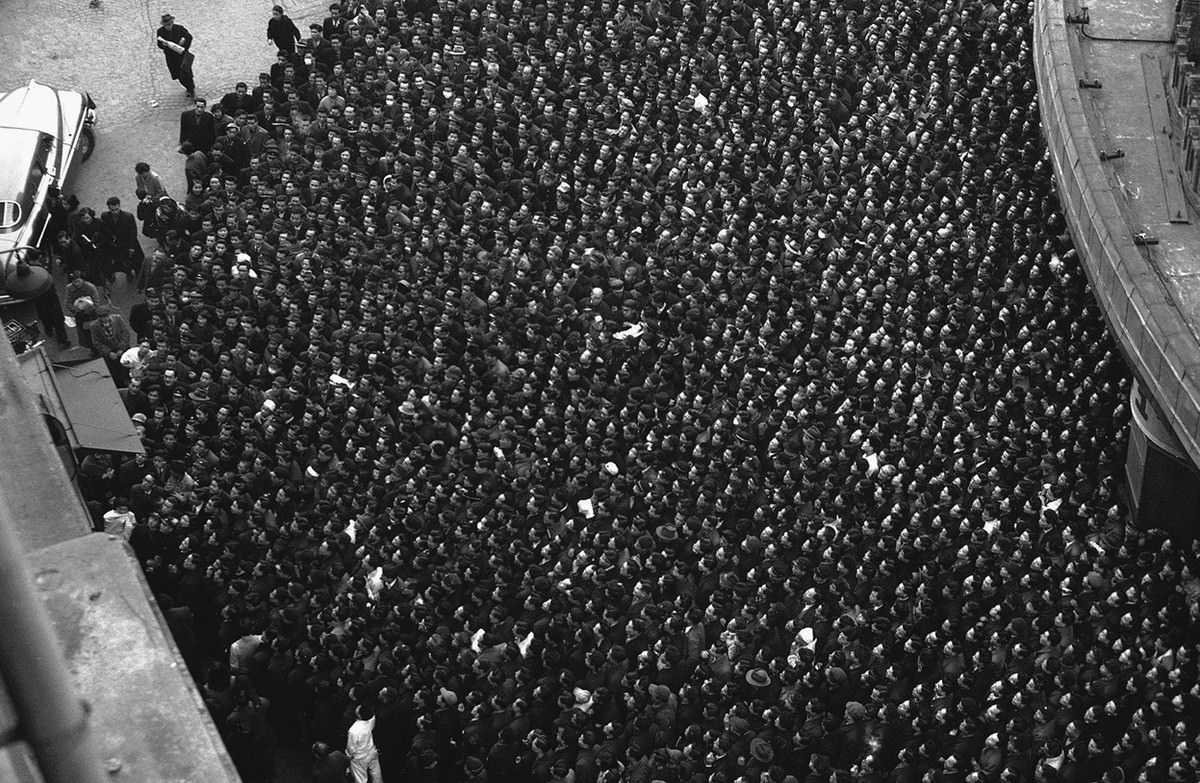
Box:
[346,716,377,759]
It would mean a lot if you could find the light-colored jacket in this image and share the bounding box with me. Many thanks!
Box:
[136,170,169,201]
[89,314,132,358]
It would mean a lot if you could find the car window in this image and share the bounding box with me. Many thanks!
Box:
[0,130,50,232]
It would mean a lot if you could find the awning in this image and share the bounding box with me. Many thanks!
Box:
[16,346,143,454]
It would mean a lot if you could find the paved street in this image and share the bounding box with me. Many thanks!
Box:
[0,0,328,203]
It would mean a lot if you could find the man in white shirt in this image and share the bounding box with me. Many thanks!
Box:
[346,703,382,783]
[228,627,263,673]
[102,498,137,538]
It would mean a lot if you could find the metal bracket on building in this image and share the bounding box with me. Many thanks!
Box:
[1066,6,1090,23]
[1079,78,1103,88]
[1133,232,1160,244]
[1100,148,1125,160]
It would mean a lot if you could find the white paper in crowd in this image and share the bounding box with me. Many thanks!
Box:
[330,373,353,388]
[578,498,595,518]
[517,630,534,658]
[613,323,645,341]
[471,627,485,652]
[984,518,1000,535]
[366,566,383,601]
[120,345,145,367]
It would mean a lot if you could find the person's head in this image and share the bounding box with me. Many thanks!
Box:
[135,162,151,174]
[106,196,121,212]
[193,97,207,112]
[161,12,174,28]
[355,703,374,720]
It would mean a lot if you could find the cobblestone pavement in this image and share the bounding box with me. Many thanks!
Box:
[0,0,326,205]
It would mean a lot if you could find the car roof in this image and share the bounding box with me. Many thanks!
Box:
[0,80,83,140]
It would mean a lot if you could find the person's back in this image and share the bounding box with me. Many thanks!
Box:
[229,630,263,673]
[312,742,350,783]
[373,688,409,778]
[347,703,382,783]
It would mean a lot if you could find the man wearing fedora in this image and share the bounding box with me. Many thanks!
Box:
[155,13,196,97]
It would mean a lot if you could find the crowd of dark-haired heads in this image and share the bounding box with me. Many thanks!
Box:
[75,0,1200,780]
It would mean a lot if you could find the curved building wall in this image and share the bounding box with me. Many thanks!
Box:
[1033,0,1200,471]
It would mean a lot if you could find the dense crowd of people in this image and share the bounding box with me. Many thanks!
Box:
[59,0,1200,780]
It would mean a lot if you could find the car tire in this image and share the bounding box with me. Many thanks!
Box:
[80,126,95,162]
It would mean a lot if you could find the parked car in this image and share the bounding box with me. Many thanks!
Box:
[0,80,96,301]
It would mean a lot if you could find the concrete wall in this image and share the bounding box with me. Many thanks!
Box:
[0,332,241,782]
[1034,0,1200,469]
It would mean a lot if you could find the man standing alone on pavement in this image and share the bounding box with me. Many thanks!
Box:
[267,5,302,55]
[346,703,382,783]
[156,13,195,97]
